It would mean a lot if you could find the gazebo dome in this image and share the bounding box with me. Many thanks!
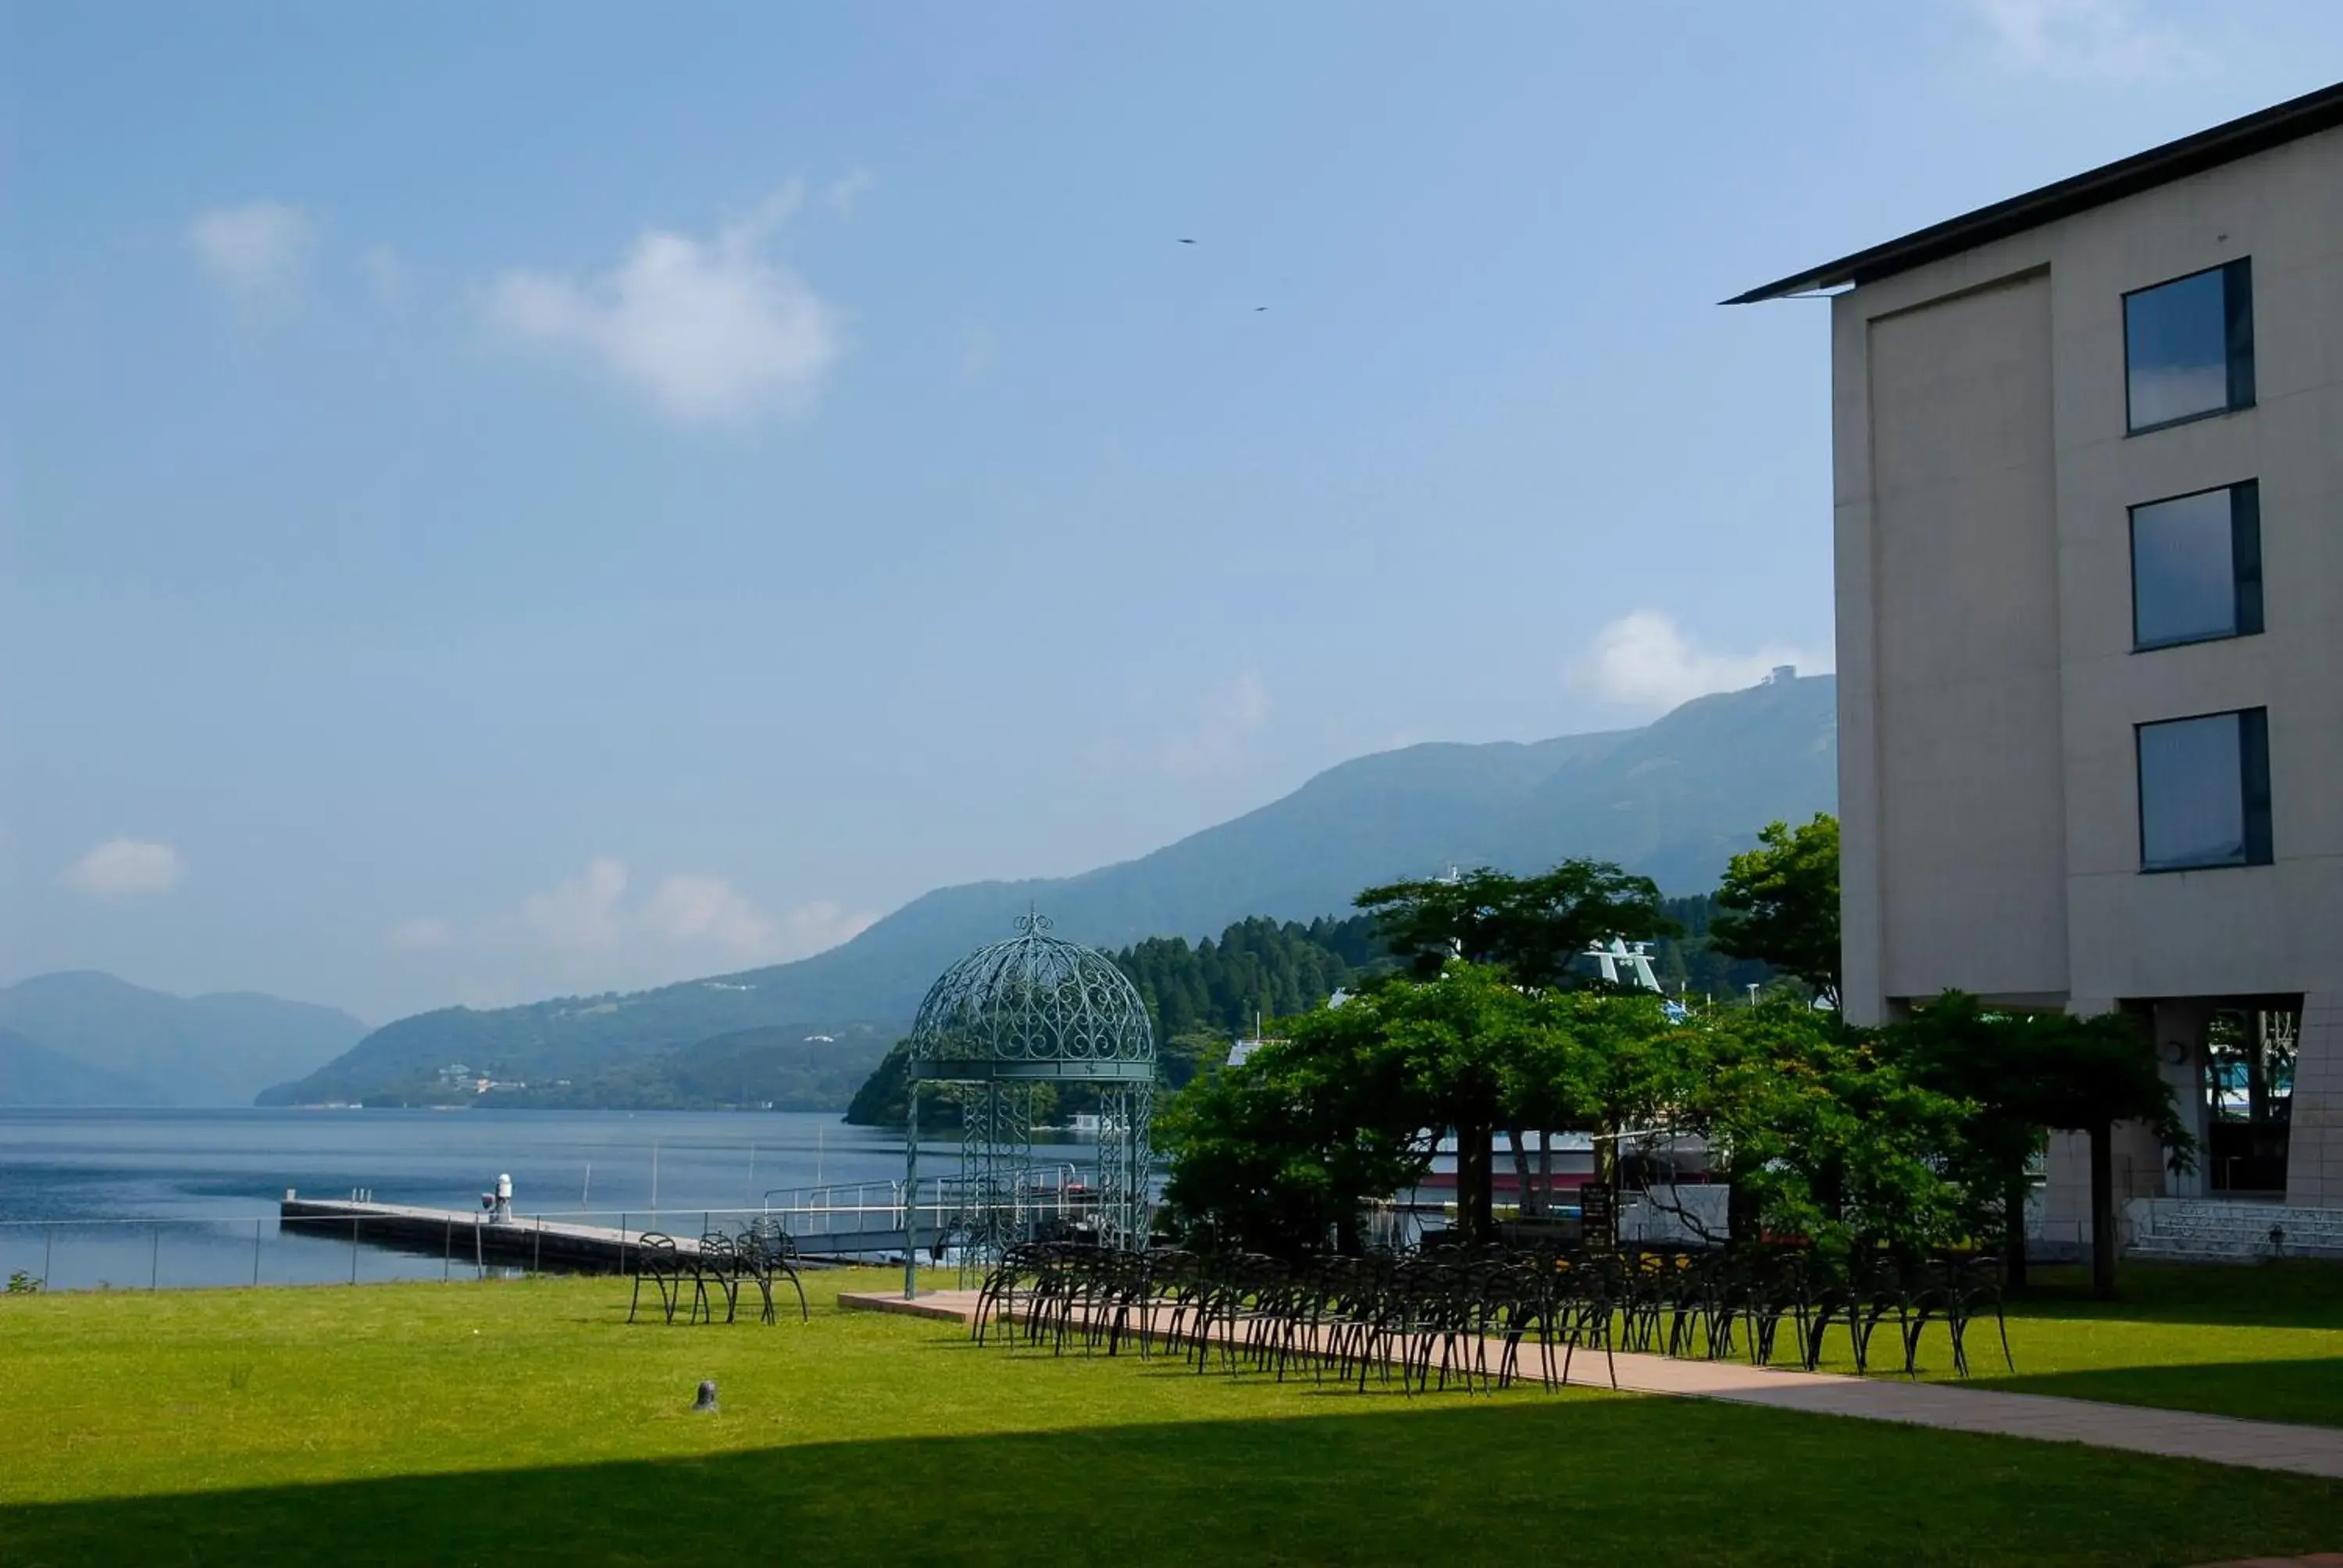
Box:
[897,911,1158,1274]
[908,912,1154,1076]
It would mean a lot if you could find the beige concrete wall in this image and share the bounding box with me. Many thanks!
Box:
[1831,125,2343,1204]
[1865,276,2070,1003]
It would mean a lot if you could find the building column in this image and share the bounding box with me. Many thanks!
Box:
[2284,993,2342,1210]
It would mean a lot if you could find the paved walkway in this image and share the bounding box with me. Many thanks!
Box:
[840,1288,2343,1481]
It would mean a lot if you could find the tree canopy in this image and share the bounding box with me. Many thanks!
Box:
[1158,974,1996,1262]
[1356,862,1676,988]
[1710,814,1841,1007]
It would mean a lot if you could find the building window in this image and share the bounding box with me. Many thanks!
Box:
[2137,708,2271,871]
[2124,259,2254,433]
[2131,479,2263,648]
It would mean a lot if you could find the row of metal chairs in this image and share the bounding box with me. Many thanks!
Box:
[974,1245,1618,1394]
[1602,1245,2013,1377]
[626,1223,809,1325]
[972,1240,2013,1390]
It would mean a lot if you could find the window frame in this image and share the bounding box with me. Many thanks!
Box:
[2123,258,2256,437]
[2127,478,2264,651]
[2134,705,2273,874]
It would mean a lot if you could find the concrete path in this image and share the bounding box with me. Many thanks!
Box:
[840,1288,2343,1481]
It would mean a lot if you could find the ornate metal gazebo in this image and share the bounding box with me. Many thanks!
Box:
[901,912,1155,1294]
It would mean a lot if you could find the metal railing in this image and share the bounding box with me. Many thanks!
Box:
[1,1213,459,1295]
[758,1164,1091,1251]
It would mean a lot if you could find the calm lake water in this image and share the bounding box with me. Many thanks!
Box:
[0,1107,974,1292]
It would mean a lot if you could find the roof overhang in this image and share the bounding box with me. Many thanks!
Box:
[1728,80,2343,305]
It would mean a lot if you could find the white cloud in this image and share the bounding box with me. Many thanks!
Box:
[1571,611,1829,711]
[640,873,778,955]
[1969,0,2202,79]
[394,859,872,971]
[187,201,316,299]
[1161,670,1271,778]
[516,857,630,951]
[485,187,846,425]
[60,838,187,900]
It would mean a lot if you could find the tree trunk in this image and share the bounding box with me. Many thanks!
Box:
[1455,1122,1494,1245]
[2088,1120,2117,1301]
[1507,1126,1538,1218]
[1539,1131,1555,1221]
[2002,1178,2029,1291]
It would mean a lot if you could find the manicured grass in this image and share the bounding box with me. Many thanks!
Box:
[2,1268,2339,1566]
[1777,1262,2343,1427]
[1958,1263,2343,1427]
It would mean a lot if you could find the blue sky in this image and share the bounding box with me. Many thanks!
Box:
[5,2,2341,1021]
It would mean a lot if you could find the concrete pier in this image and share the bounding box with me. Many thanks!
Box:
[278,1196,702,1274]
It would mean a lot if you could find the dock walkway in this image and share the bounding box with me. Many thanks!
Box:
[280,1197,699,1274]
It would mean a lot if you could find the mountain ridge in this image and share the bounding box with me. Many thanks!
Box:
[266,673,1836,1107]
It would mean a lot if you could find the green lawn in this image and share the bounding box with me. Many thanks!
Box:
[2,1267,2339,1566]
[1774,1261,2343,1427]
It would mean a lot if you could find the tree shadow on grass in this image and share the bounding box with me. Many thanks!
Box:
[1971,1356,2343,1431]
[4,1398,2338,1568]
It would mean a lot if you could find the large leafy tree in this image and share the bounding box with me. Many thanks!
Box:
[2029,1011,2194,1300]
[1356,861,1677,989]
[1690,1004,1978,1260]
[1507,989,1696,1214]
[1162,964,1627,1252]
[1882,993,2049,1286]
[1157,981,1433,1256]
[1710,814,1841,1007]
[1888,992,2194,1299]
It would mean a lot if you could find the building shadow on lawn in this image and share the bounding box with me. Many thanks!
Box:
[4,1398,2339,1568]
[2010,1263,2343,1330]
[1973,1356,2343,1430]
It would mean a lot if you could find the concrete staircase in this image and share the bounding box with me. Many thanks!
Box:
[2124,1197,2343,1262]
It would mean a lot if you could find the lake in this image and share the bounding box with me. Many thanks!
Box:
[0,1107,978,1291]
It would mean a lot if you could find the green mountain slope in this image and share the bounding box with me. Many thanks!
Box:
[0,973,370,1107]
[269,674,1836,1107]
[490,1024,896,1112]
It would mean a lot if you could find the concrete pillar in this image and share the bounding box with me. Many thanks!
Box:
[2284,993,2342,1210]
[2040,1130,2094,1252]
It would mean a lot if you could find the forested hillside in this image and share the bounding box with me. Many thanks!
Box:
[490,1024,894,1111]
